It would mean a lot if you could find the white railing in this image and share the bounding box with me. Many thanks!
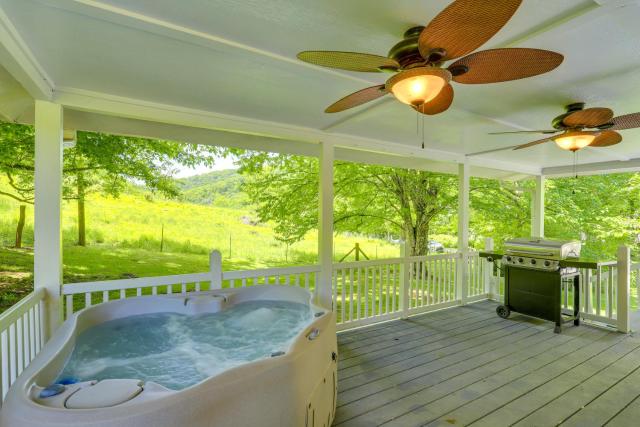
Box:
[573,262,618,325]
[332,251,487,330]
[223,265,319,290]
[466,251,488,300]
[61,250,487,331]
[332,257,404,329]
[63,252,320,319]
[0,288,46,405]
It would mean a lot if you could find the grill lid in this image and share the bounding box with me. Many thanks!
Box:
[504,238,581,260]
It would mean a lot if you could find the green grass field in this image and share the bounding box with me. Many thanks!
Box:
[0,186,405,311]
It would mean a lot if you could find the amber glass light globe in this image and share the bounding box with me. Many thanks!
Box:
[386,67,451,107]
[553,131,597,152]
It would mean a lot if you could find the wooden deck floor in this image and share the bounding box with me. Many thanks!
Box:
[334,300,640,427]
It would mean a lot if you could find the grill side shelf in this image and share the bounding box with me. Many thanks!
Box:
[559,259,610,269]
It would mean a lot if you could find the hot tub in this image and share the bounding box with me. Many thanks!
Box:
[0,286,337,427]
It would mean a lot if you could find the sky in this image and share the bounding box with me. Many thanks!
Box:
[173,154,238,178]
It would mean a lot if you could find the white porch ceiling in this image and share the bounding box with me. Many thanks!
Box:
[1,0,640,179]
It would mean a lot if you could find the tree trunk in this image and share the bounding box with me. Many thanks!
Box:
[77,171,86,246]
[15,205,26,248]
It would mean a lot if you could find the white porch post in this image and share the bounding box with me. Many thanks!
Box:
[399,239,410,319]
[34,100,64,340]
[457,161,470,304]
[317,142,334,310]
[483,237,495,297]
[532,175,545,238]
[617,245,630,333]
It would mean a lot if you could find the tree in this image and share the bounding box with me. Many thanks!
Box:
[233,151,459,256]
[0,122,220,246]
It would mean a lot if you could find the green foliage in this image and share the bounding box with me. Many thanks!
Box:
[0,121,221,203]
[469,178,532,250]
[233,150,459,255]
[178,169,249,208]
[545,174,640,259]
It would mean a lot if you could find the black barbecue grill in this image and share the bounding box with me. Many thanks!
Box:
[480,238,583,333]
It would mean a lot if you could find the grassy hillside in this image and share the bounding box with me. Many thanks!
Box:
[178,169,249,208]
[0,168,400,311]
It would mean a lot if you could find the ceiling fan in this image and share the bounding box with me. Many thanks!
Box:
[296,0,563,115]
[490,103,640,152]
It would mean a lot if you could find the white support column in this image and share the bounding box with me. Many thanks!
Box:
[483,238,494,297]
[617,245,630,333]
[457,161,470,304]
[317,142,334,310]
[209,250,222,289]
[34,100,64,340]
[532,175,545,238]
[399,239,410,319]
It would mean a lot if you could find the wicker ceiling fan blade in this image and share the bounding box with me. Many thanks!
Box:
[449,48,563,84]
[418,0,522,61]
[589,130,622,147]
[489,129,559,135]
[562,108,614,128]
[297,51,399,73]
[325,85,388,113]
[609,112,640,130]
[513,137,552,150]
[414,84,454,115]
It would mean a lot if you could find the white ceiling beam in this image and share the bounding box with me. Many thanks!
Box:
[0,4,54,99]
[583,146,631,162]
[63,109,526,180]
[54,86,540,177]
[542,157,640,177]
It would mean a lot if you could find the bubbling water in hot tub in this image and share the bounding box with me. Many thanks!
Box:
[57,300,312,390]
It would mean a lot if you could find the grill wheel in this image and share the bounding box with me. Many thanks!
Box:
[496,305,511,319]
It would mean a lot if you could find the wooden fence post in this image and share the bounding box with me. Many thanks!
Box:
[210,250,223,289]
[399,240,410,319]
[484,238,494,298]
[617,245,630,333]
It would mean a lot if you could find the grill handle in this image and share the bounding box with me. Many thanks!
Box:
[506,250,554,257]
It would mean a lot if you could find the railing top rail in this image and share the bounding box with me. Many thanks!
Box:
[63,272,212,294]
[333,257,405,269]
[407,252,461,262]
[0,288,45,330]
[597,260,618,267]
[222,264,320,280]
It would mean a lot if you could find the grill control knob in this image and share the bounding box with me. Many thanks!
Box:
[544,260,551,267]
[530,259,537,265]
[518,258,524,263]
[506,256,512,262]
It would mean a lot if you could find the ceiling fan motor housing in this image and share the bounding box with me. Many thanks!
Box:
[552,102,586,129]
[388,26,440,69]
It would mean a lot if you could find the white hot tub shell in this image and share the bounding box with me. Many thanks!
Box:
[0,286,337,427]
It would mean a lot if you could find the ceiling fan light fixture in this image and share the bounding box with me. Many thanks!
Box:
[552,131,597,152]
[386,67,451,107]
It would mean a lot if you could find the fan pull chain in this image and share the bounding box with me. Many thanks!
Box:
[421,115,425,149]
[572,151,578,195]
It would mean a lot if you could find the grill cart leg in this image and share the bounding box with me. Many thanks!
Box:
[573,274,580,326]
[554,276,563,333]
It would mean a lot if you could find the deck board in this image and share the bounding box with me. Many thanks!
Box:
[335,301,640,427]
